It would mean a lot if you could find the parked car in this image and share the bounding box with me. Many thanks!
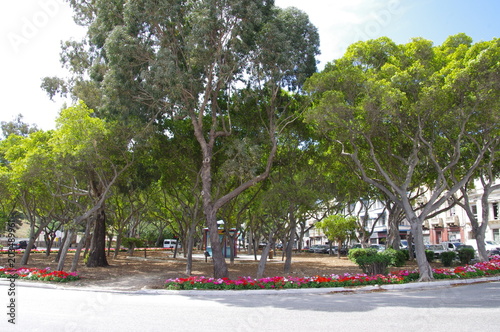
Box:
[441,241,464,252]
[328,245,339,255]
[10,240,36,250]
[466,240,500,253]
[457,244,475,251]
[369,244,385,252]
[337,246,348,255]
[425,244,447,258]
[490,249,500,256]
[258,242,268,249]
[308,244,330,254]
[163,239,180,249]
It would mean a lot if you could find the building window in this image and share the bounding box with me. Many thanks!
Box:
[471,205,477,220]
[493,203,499,220]
[494,229,499,243]
[377,212,386,226]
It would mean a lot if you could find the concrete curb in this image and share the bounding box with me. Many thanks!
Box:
[3,275,500,296]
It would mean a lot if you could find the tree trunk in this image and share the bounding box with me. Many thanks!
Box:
[185,228,196,275]
[337,242,343,259]
[256,240,273,279]
[475,232,489,261]
[113,231,123,259]
[155,225,165,247]
[71,219,92,272]
[204,207,228,278]
[476,187,493,261]
[57,229,74,271]
[252,238,258,261]
[106,232,113,256]
[284,209,297,274]
[83,227,92,260]
[55,232,68,263]
[173,241,179,258]
[20,221,46,265]
[247,228,253,255]
[411,221,433,281]
[408,231,414,260]
[229,234,236,265]
[86,206,109,267]
[44,233,56,257]
[387,221,401,250]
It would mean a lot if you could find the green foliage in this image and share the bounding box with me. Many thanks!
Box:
[317,215,358,246]
[400,249,410,261]
[425,250,435,262]
[1,114,38,139]
[355,252,391,276]
[304,34,500,282]
[381,248,407,267]
[440,251,456,267]
[457,247,475,265]
[122,237,144,249]
[349,248,407,275]
[348,248,375,264]
[348,248,390,275]
[83,252,89,265]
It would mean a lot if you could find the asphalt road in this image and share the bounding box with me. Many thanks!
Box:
[2,280,500,331]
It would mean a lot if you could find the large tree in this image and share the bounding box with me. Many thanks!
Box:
[305,34,499,281]
[316,214,358,257]
[49,0,320,278]
[0,131,56,264]
[50,102,133,268]
[453,145,500,261]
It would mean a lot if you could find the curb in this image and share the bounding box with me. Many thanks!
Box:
[3,275,499,296]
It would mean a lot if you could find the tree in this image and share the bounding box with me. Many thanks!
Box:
[316,215,358,258]
[52,1,320,278]
[50,101,133,269]
[0,114,38,139]
[0,161,20,233]
[453,145,500,261]
[305,35,499,281]
[0,130,57,264]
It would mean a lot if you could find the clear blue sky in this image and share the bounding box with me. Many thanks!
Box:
[1,0,500,130]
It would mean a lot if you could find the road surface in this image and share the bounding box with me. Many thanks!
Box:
[2,280,500,331]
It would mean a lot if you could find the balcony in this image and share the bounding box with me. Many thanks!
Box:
[428,218,444,227]
[445,215,460,226]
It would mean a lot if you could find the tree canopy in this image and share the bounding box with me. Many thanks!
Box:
[304,34,500,280]
[40,0,320,278]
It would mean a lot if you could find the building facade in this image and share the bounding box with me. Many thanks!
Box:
[306,178,500,247]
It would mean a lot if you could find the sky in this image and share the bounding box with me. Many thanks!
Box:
[1,0,500,131]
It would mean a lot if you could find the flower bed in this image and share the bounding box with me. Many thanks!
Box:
[0,267,79,282]
[164,257,500,290]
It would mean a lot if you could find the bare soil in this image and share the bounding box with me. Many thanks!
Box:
[2,250,431,291]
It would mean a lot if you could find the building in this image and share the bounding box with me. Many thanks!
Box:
[306,178,500,247]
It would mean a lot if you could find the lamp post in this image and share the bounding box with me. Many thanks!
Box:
[228,228,237,259]
[217,220,225,257]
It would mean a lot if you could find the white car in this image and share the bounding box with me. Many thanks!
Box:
[163,239,180,249]
[466,240,500,252]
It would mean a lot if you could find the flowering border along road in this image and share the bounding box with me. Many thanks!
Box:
[0,267,79,282]
[1,255,499,287]
[164,256,500,290]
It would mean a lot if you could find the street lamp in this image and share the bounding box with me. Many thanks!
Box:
[228,228,237,258]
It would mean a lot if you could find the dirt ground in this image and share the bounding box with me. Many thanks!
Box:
[2,250,427,291]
